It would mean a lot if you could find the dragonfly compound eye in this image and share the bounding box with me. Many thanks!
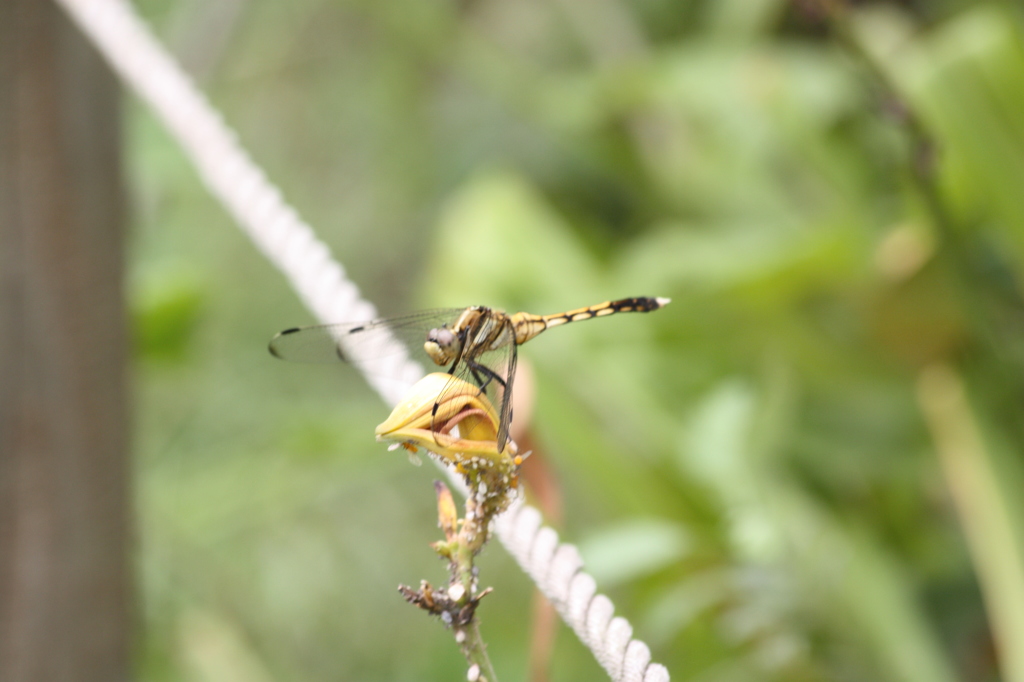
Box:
[424,327,460,365]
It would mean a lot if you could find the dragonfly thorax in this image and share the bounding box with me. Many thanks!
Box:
[424,326,462,366]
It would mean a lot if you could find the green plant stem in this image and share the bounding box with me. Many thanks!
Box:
[822,0,1024,452]
[812,0,1024,369]
[441,489,501,681]
[462,618,499,682]
[813,4,1024,680]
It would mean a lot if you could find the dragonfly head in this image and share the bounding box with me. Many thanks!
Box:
[424,326,461,366]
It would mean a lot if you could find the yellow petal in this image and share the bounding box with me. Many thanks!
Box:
[375,373,501,439]
[375,373,517,463]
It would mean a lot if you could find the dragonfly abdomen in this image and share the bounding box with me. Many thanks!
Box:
[511,296,670,345]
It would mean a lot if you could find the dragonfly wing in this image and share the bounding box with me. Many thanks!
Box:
[496,343,517,453]
[269,309,466,368]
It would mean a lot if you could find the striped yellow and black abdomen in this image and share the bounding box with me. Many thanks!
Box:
[511,296,670,345]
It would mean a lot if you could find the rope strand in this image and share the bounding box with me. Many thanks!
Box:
[494,502,669,681]
[53,0,669,678]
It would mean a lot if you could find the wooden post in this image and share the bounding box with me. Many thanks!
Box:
[0,1,132,681]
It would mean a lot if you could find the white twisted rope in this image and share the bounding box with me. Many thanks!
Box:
[494,501,668,681]
[53,1,669,679]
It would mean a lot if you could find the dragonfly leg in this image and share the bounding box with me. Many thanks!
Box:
[431,360,504,431]
[467,360,507,393]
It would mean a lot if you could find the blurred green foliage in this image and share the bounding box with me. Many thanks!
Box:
[129,1,1024,681]
[133,265,206,361]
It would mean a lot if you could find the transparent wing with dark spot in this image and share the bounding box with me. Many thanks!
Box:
[431,322,518,453]
[268,309,467,371]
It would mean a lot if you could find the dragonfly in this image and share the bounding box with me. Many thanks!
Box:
[269,296,670,453]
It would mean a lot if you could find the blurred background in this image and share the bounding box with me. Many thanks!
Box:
[5,0,1024,680]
